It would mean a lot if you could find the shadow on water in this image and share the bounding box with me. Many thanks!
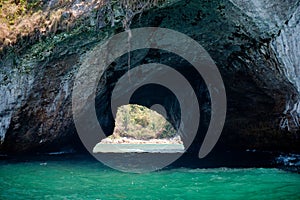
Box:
[0,150,279,171]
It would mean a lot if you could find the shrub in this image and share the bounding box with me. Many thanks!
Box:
[113,104,177,140]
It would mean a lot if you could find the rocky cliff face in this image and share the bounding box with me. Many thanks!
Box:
[0,0,299,154]
[229,0,300,131]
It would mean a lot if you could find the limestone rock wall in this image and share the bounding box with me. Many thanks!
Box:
[0,0,299,153]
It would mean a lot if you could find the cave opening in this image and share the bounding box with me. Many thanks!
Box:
[93,104,185,153]
[93,48,212,155]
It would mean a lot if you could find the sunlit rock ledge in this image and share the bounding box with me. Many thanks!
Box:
[93,143,185,153]
[93,136,184,153]
[100,135,183,144]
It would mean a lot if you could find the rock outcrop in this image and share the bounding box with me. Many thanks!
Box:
[0,0,299,154]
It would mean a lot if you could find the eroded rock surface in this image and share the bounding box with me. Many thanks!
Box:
[1,0,300,154]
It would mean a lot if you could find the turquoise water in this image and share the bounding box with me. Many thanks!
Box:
[0,155,300,200]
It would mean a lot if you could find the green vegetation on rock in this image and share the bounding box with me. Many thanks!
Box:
[113,104,177,140]
[0,0,42,26]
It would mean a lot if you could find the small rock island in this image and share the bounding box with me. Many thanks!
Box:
[93,104,184,153]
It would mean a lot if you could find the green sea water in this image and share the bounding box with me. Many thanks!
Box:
[0,155,299,200]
